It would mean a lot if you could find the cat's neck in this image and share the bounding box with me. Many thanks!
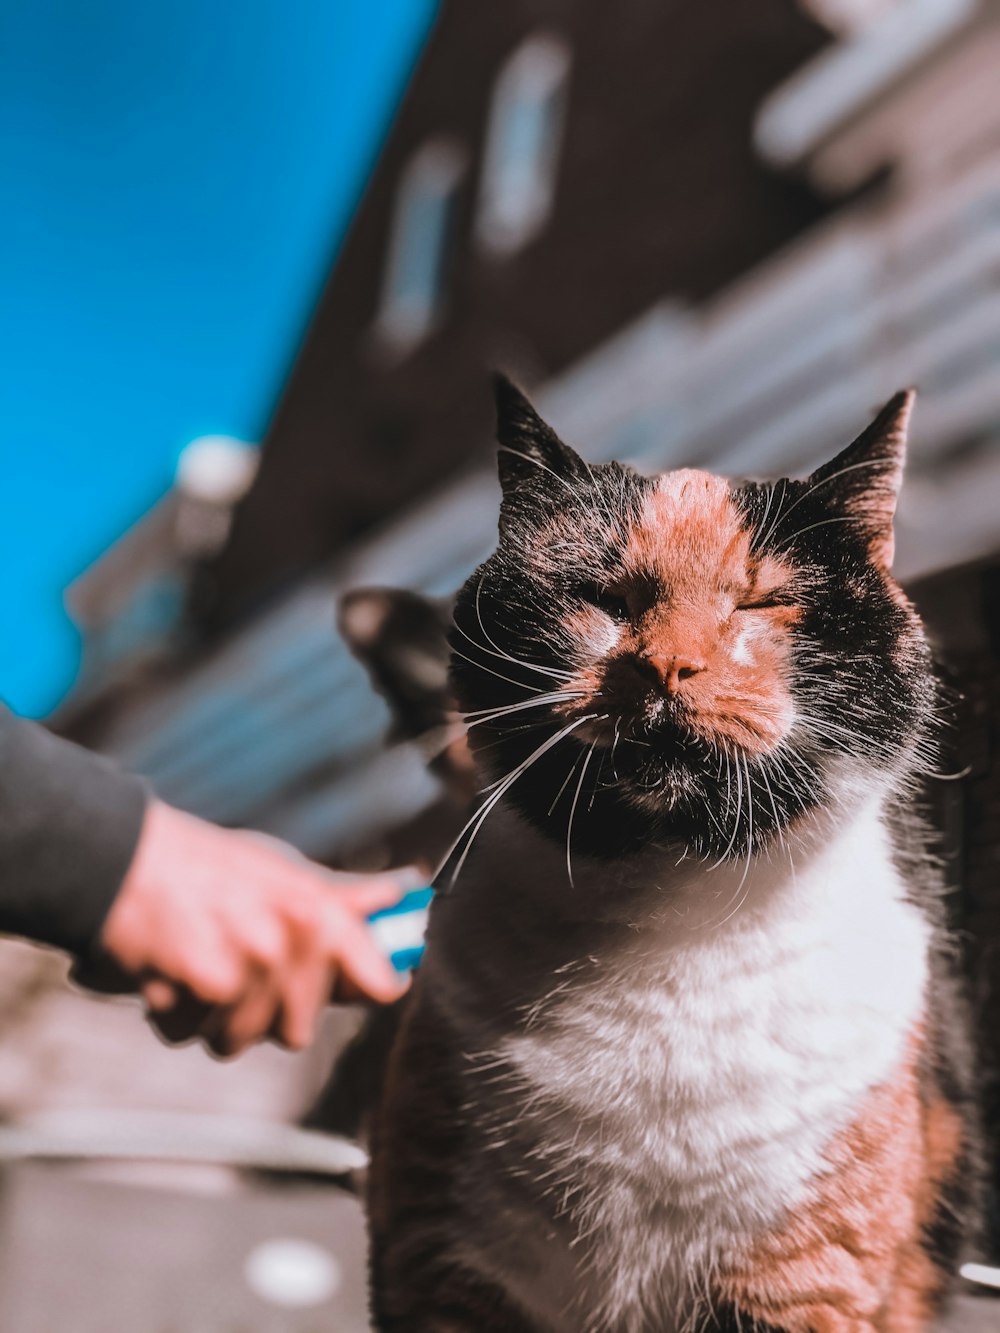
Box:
[418,772,932,1333]
[455,778,896,925]
[427,781,918,1008]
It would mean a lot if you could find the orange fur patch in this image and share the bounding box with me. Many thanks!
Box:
[557,470,801,756]
[715,1032,963,1331]
[623,470,746,582]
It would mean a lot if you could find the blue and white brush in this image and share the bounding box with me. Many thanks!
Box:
[367,887,433,973]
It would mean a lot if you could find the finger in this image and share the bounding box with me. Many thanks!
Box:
[320,905,406,1004]
[232,913,288,975]
[181,954,246,1008]
[206,973,281,1058]
[331,869,425,918]
[147,990,215,1046]
[274,947,330,1050]
[142,977,179,1011]
[155,911,247,1008]
[335,965,412,1005]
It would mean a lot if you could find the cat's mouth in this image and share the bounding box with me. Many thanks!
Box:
[569,697,784,762]
[572,701,702,756]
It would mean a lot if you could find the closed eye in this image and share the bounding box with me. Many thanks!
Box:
[735,594,785,611]
[580,582,631,621]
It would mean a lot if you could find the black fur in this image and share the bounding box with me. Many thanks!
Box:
[448,378,934,867]
[362,381,980,1328]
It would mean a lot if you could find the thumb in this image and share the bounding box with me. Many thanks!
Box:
[328,867,426,919]
[320,902,407,1004]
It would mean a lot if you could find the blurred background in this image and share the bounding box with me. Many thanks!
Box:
[2,0,999,1328]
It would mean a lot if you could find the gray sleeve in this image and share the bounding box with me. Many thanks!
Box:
[0,706,148,956]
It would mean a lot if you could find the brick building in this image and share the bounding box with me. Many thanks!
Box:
[57,0,1000,1220]
[198,0,831,629]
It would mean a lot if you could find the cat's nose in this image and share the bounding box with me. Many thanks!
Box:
[638,652,707,695]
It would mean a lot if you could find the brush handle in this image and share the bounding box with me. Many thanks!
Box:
[367,887,433,973]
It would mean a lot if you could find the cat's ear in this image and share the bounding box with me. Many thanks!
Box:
[807,389,914,569]
[338,587,454,739]
[493,373,585,500]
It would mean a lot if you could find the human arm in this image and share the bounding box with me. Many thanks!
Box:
[0,704,146,955]
[99,798,407,1054]
[0,706,406,1054]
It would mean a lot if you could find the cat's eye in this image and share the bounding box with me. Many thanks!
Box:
[736,593,783,611]
[581,583,631,621]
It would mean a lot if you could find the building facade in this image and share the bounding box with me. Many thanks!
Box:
[58,0,1000,1211]
[198,0,832,629]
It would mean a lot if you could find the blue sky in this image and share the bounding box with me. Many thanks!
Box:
[0,0,436,717]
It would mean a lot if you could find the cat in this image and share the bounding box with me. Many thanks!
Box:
[337,584,476,807]
[365,376,978,1332]
[303,587,469,1145]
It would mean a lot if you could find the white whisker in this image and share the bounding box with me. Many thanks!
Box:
[709,746,742,872]
[461,691,586,723]
[566,739,599,889]
[777,514,868,550]
[452,616,571,683]
[549,746,586,817]
[766,457,894,544]
[437,715,597,890]
[757,476,789,550]
[497,447,588,503]
[450,646,549,694]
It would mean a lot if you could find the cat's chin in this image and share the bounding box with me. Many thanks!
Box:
[603,735,824,862]
[620,767,705,817]
[477,711,826,863]
[572,697,781,765]
[607,713,718,772]
[563,713,723,809]
[574,706,703,753]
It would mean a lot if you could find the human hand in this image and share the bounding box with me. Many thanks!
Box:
[92,800,411,1056]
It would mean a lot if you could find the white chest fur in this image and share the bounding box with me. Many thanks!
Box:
[427,794,931,1331]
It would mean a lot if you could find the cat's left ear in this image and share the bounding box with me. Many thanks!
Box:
[338,586,453,739]
[493,373,586,499]
[807,389,914,569]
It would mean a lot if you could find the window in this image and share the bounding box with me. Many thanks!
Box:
[756,0,974,165]
[377,139,466,350]
[476,34,571,256]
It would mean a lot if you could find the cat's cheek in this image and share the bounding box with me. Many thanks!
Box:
[730,623,758,668]
[693,701,796,756]
[749,694,797,750]
[554,663,605,719]
[562,607,622,660]
[688,650,797,755]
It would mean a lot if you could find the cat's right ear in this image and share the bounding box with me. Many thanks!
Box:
[807,389,914,570]
[493,373,586,505]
